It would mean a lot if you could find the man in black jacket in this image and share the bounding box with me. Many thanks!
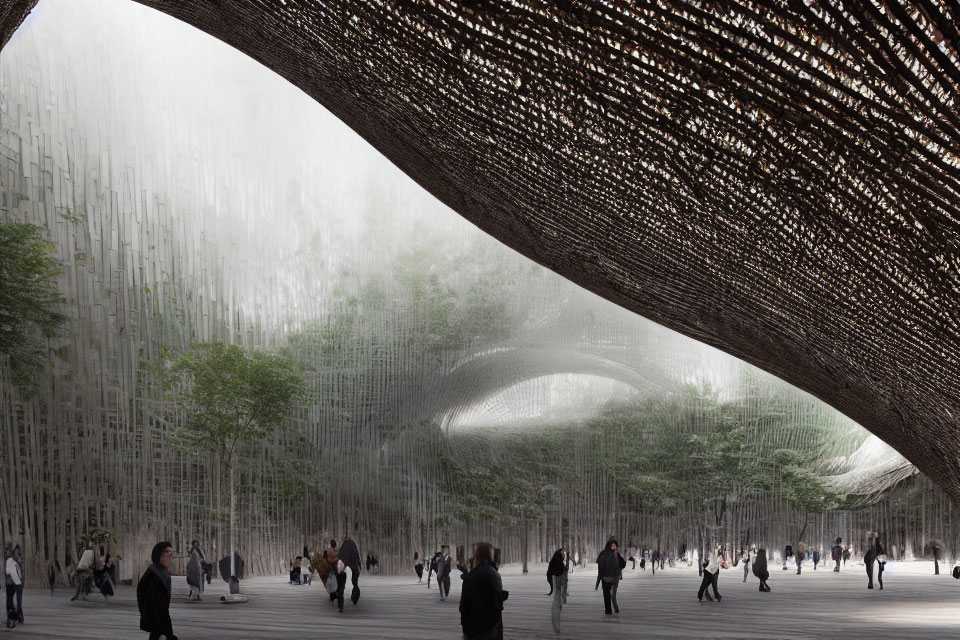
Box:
[595,538,625,615]
[137,542,177,640]
[460,542,505,640]
[436,545,452,601]
[337,535,362,610]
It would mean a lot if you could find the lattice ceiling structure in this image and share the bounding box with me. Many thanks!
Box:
[3,1,959,496]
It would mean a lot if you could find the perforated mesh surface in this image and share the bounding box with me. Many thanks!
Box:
[3,0,959,496]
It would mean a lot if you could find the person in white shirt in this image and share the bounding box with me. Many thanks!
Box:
[697,545,723,602]
[744,545,756,583]
[300,554,312,585]
[71,543,96,601]
[5,544,24,624]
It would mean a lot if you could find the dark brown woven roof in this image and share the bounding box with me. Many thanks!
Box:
[4,1,960,496]
[0,0,33,50]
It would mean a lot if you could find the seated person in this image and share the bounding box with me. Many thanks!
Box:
[289,557,302,585]
[300,555,312,584]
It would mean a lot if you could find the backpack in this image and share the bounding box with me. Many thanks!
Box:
[600,550,621,578]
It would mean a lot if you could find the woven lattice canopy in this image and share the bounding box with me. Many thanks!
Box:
[4,1,959,496]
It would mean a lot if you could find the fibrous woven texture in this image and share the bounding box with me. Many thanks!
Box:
[3,1,960,495]
[0,0,34,49]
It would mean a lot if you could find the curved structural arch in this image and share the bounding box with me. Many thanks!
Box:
[3,1,959,495]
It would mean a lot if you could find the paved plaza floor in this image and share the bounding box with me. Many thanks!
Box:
[2,560,958,639]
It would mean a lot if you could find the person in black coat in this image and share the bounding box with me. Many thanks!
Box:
[864,534,877,589]
[435,545,453,601]
[832,538,843,572]
[752,548,771,592]
[460,542,506,640]
[336,535,362,610]
[137,542,177,640]
[595,538,626,615]
[546,548,568,634]
[218,551,244,594]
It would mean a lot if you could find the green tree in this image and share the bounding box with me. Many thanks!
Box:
[0,223,65,392]
[170,343,304,588]
[693,413,770,530]
[773,449,841,542]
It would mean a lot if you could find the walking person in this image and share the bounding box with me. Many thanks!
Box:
[864,533,877,589]
[311,549,332,589]
[796,541,806,575]
[71,542,96,601]
[137,542,178,640]
[743,546,755,583]
[546,548,568,634]
[325,540,341,605]
[414,552,424,582]
[832,538,843,572]
[186,540,204,601]
[595,538,625,615]
[875,537,886,590]
[460,542,506,640]
[752,548,771,592]
[436,545,453,601]
[4,544,23,627]
[697,545,722,602]
[338,535,362,608]
[427,549,441,588]
[813,548,821,570]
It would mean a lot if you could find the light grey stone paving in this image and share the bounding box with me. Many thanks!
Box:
[2,561,958,639]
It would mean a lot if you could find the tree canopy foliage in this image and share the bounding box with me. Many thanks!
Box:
[169,343,305,461]
[0,222,65,392]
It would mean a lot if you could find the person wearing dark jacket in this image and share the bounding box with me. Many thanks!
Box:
[337,536,362,609]
[460,542,505,640]
[427,550,441,589]
[864,534,877,589]
[832,538,843,572]
[595,538,626,615]
[752,548,771,592]
[217,552,243,595]
[186,541,204,600]
[436,545,453,601]
[137,542,177,640]
[546,548,567,634]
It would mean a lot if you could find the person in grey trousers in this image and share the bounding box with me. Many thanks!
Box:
[546,549,568,633]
